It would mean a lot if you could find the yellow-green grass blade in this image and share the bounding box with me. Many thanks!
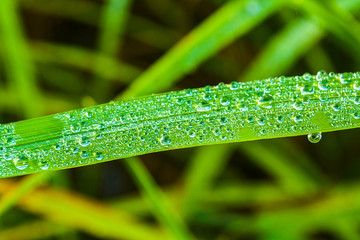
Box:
[0,179,167,240]
[0,220,70,240]
[0,172,50,216]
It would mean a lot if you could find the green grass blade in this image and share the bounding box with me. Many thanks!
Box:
[124,157,194,240]
[181,144,232,217]
[0,0,44,118]
[0,72,360,178]
[240,141,318,194]
[118,0,285,99]
[30,42,141,84]
[93,0,132,102]
[240,18,323,82]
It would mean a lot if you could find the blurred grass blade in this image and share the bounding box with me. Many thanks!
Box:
[0,0,44,118]
[0,179,167,240]
[240,141,319,194]
[240,18,323,82]
[299,0,360,62]
[181,144,232,217]
[119,0,285,99]
[125,157,194,240]
[0,173,50,216]
[93,0,132,102]
[30,42,141,84]
[0,220,70,240]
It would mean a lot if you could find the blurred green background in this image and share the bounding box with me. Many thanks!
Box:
[1,0,360,239]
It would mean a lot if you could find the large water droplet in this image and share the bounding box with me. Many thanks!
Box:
[71,123,81,133]
[79,136,91,147]
[293,101,304,110]
[160,135,172,146]
[258,94,274,109]
[14,155,29,170]
[340,72,353,84]
[332,103,341,111]
[307,132,322,143]
[220,96,231,106]
[95,152,104,161]
[303,73,312,81]
[197,101,211,112]
[6,137,16,146]
[38,159,49,170]
[301,84,314,95]
[230,82,239,90]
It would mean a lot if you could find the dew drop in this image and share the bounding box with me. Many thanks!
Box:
[303,73,312,81]
[6,137,16,146]
[79,136,91,147]
[353,111,360,119]
[38,159,49,170]
[80,151,88,159]
[239,103,248,111]
[293,101,304,110]
[203,93,212,101]
[71,123,81,133]
[307,132,322,143]
[339,72,353,84]
[294,115,303,123]
[332,103,341,111]
[197,101,212,112]
[301,84,314,95]
[354,81,360,90]
[160,135,172,146]
[95,152,104,161]
[354,96,360,105]
[219,116,228,125]
[220,96,231,106]
[230,82,240,90]
[14,155,29,170]
[318,79,330,91]
[258,94,274,109]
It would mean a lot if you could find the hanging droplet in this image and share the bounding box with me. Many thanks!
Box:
[307,132,322,143]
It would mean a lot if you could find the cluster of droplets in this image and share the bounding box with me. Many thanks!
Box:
[1,71,360,177]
